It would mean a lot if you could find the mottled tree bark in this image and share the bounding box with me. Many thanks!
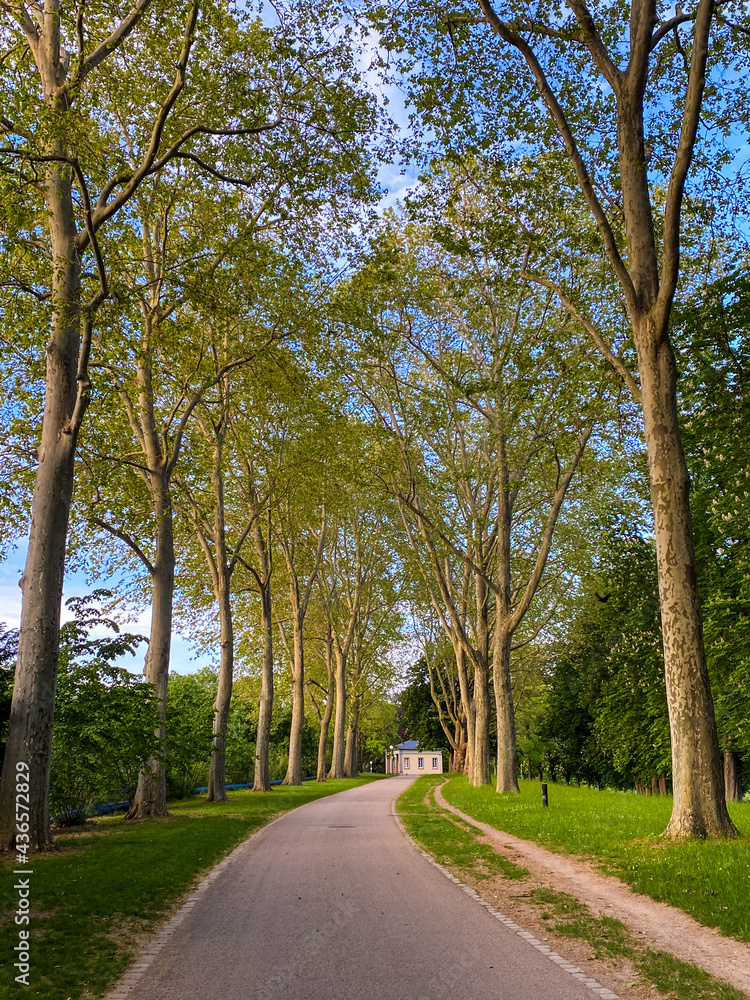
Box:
[315,631,336,782]
[207,575,233,802]
[637,325,735,837]
[254,582,274,792]
[493,628,519,793]
[344,695,361,777]
[282,516,326,786]
[0,148,83,851]
[479,0,734,837]
[454,642,475,782]
[328,647,347,779]
[472,575,492,786]
[126,477,174,819]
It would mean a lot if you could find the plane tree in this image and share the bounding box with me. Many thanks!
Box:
[342,189,617,790]
[374,0,747,835]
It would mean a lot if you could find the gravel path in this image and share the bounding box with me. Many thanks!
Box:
[113,777,612,1000]
[435,783,750,998]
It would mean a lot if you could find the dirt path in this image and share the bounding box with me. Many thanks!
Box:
[435,784,750,997]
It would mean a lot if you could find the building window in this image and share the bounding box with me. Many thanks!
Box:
[432,758,439,769]
[418,757,424,769]
[404,757,410,769]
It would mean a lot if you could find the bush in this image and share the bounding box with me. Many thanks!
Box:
[50,594,157,824]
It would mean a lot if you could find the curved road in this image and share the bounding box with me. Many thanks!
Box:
[126,777,604,1000]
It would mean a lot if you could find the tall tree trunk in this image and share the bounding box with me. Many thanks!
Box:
[316,632,335,782]
[281,513,325,786]
[724,752,742,804]
[638,327,736,838]
[283,601,305,786]
[472,663,491,786]
[328,648,347,779]
[472,574,491,786]
[344,696,360,777]
[0,155,82,851]
[493,626,519,793]
[453,642,475,783]
[494,459,519,794]
[204,428,234,803]
[207,576,233,801]
[253,581,274,792]
[126,479,174,819]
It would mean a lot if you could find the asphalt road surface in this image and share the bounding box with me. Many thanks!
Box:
[126,777,604,1000]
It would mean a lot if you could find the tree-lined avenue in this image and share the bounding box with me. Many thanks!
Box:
[123,777,600,1000]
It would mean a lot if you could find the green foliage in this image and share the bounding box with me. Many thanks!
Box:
[50,595,156,825]
[539,536,670,787]
[399,658,447,754]
[165,671,217,798]
[675,275,750,763]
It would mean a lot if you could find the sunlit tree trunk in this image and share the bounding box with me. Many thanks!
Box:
[344,694,361,777]
[207,573,233,802]
[0,149,83,851]
[283,604,306,786]
[254,581,274,792]
[328,647,347,779]
[636,321,734,837]
[493,626,518,793]
[453,641,475,782]
[316,630,335,782]
[479,0,734,837]
[126,475,173,819]
[472,574,491,786]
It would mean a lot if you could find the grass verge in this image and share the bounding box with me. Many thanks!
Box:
[440,776,750,942]
[397,775,528,882]
[398,777,746,1000]
[0,776,380,1000]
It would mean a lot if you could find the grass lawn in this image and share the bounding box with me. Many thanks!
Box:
[0,776,381,1000]
[398,776,746,1000]
[441,776,750,942]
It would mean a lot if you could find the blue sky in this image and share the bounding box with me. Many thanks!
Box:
[0,542,215,674]
[0,27,420,676]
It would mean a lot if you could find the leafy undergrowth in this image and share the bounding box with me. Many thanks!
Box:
[0,777,381,1000]
[441,776,750,942]
[399,777,746,1000]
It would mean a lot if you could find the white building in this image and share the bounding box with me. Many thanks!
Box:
[385,740,444,775]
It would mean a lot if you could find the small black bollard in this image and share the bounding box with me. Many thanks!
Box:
[542,782,548,807]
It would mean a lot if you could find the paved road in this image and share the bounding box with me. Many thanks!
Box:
[127,777,601,1000]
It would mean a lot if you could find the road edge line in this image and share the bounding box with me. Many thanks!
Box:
[390,795,622,1000]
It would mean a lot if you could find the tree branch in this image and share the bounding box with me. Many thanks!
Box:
[90,517,155,574]
[658,0,714,318]
[520,270,641,401]
[567,0,622,93]
[478,0,637,313]
[65,0,155,94]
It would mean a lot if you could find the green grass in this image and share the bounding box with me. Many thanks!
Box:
[0,777,380,1000]
[441,776,750,942]
[526,886,745,1000]
[396,775,528,881]
[401,777,746,1000]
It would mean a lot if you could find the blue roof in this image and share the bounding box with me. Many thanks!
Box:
[397,740,419,750]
